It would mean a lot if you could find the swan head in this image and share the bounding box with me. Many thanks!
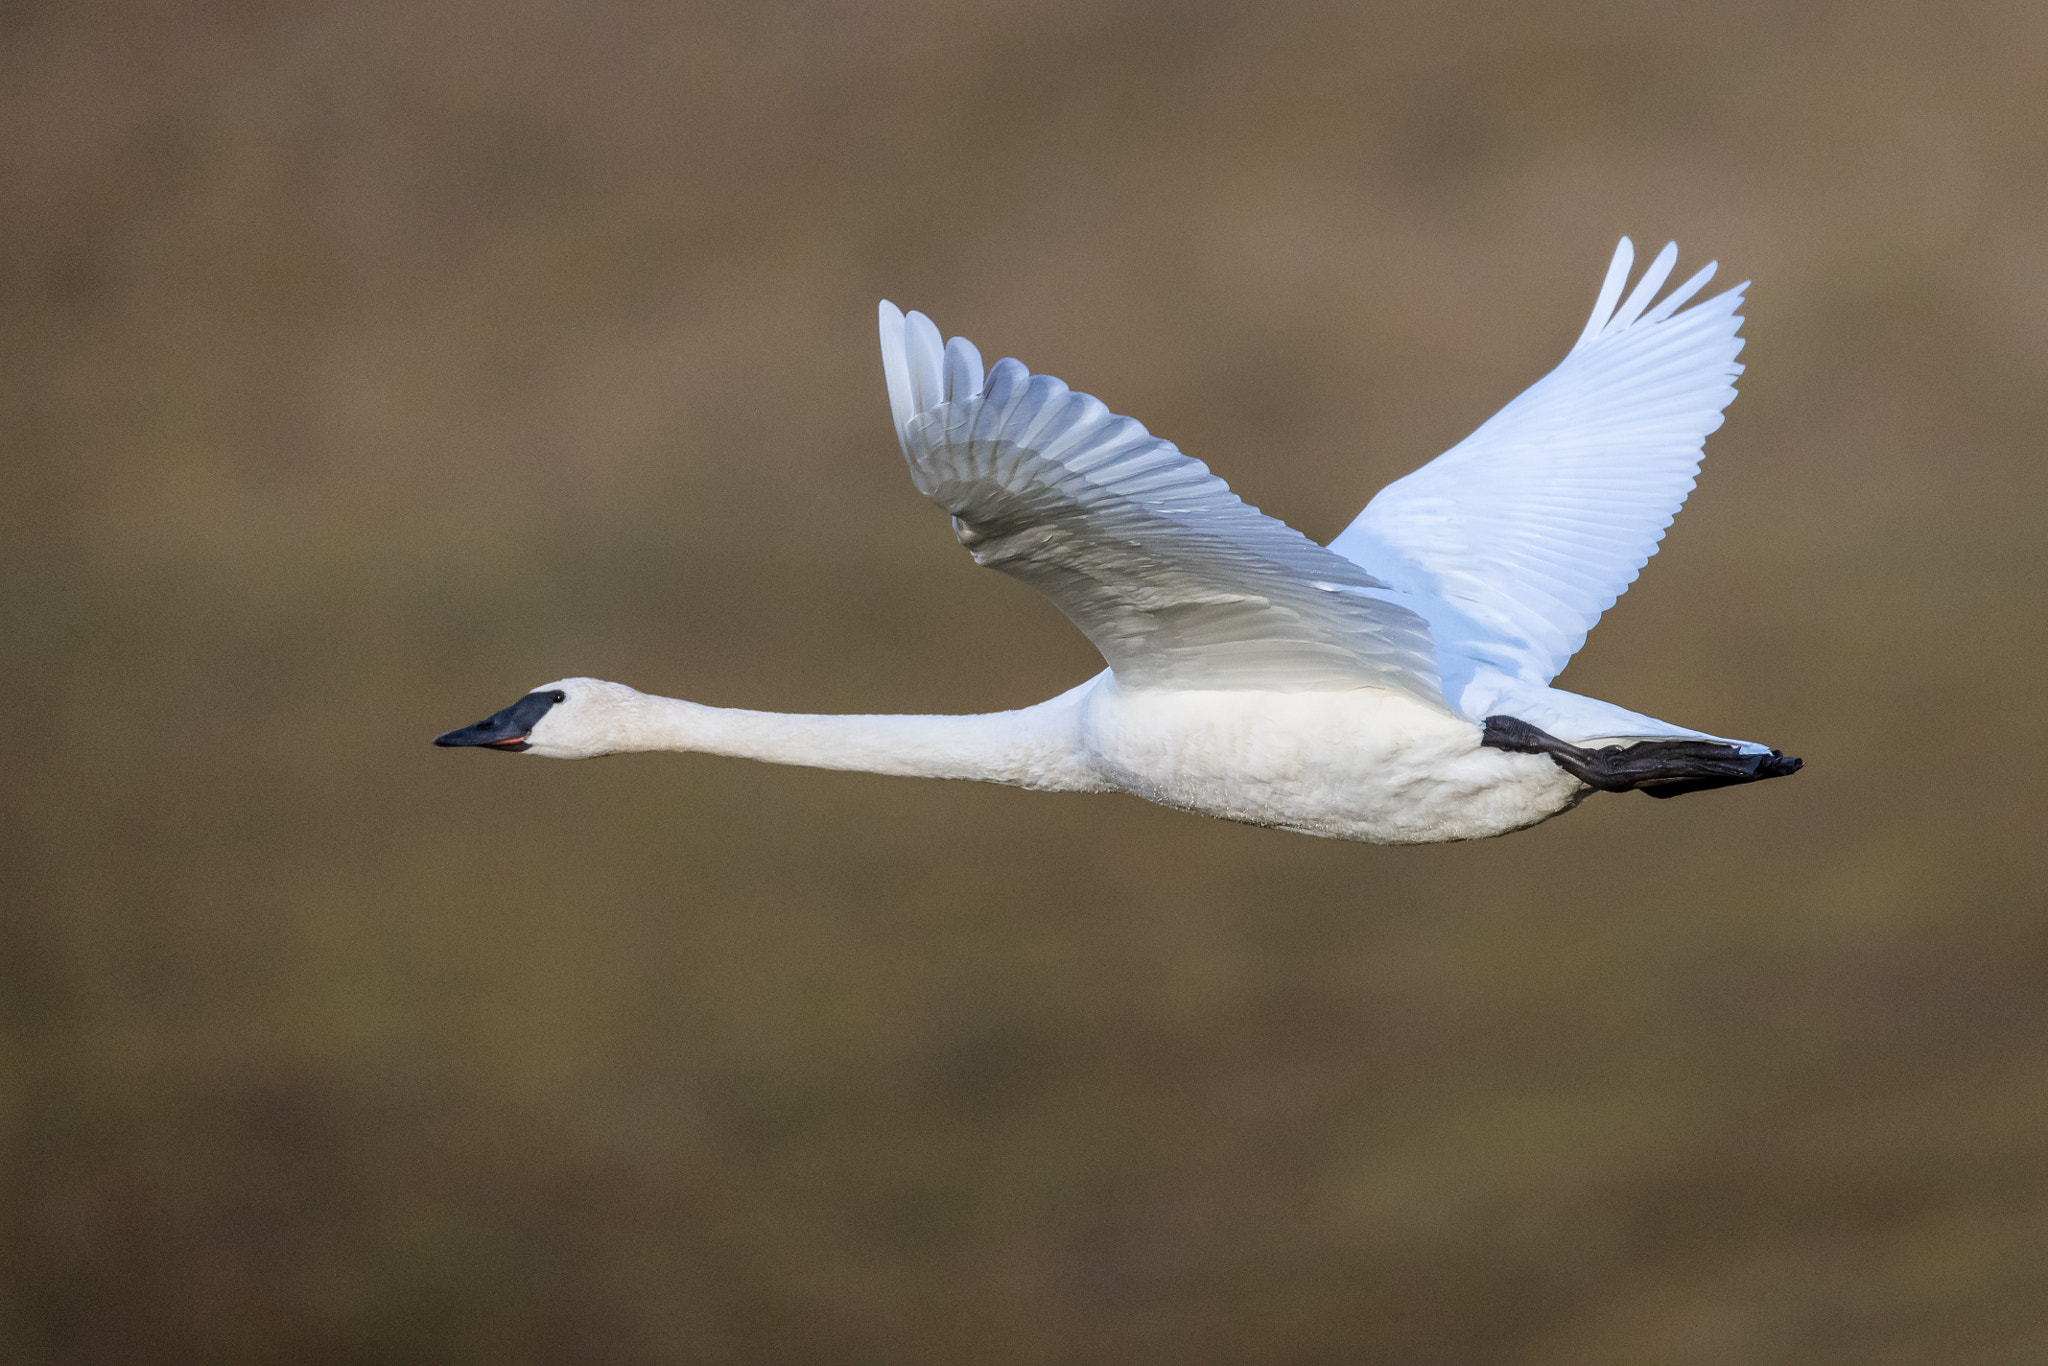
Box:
[432,677,640,759]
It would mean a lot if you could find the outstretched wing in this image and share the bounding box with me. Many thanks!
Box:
[879,303,1443,704]
[1327,239,1746,686]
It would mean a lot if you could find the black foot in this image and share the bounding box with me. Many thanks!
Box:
[1481,715,1802,799]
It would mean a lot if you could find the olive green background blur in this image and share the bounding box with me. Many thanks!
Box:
[5,1,2046,1362]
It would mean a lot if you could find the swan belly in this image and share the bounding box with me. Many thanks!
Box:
[1076,684,1588,844]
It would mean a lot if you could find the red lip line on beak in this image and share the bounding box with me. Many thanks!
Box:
[483,736,530,748]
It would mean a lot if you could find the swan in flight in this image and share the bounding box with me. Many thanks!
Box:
[437,239,1800,843]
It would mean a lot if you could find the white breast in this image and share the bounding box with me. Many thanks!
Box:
[1075,681,1588,844]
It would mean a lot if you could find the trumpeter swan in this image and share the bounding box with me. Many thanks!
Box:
[437,239,1799,843]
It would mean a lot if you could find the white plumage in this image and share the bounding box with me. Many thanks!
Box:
[437,239,1799,844]
[882,305,1440,702]
[1329,239,1746,719]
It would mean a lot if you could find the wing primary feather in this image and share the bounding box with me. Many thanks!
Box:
[1642,261,1721,324]
[970,356,1031,450]
[878,301,916,453]
[1571,237,1634,354]
[943,336,984,405]
[1605,241,1679,335]
[905,310,946,418]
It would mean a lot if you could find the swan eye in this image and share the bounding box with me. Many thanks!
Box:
[551,691,566,703]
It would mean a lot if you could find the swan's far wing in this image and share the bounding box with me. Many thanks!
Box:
[879,303,1443,704]
[1327,240,1746,686]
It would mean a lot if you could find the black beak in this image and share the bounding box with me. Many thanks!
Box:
[434,691,560,752]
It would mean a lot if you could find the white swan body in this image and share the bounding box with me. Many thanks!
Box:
[506,674,1584,843]
[437,239,1801,844]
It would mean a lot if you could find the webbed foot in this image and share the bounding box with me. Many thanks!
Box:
[1481,715,1802,799]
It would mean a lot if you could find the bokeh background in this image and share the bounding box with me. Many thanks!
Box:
[6,1,2047,1361]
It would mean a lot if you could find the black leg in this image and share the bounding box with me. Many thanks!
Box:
[1481,715,1802,799]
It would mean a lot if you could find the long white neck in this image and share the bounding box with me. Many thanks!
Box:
[591,681,1105,792]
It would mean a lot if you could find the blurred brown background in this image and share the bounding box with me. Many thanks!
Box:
[5,1,2046,1362]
